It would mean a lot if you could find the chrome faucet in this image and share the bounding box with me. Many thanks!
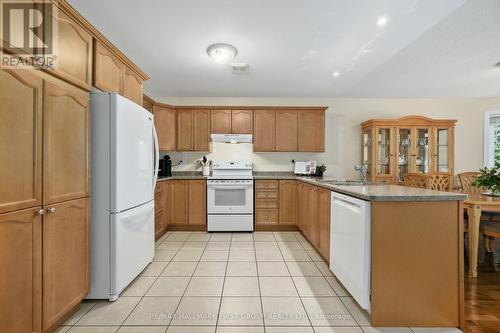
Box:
[354,164,368,185]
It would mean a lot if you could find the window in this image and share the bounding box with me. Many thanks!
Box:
[484,110,500,167]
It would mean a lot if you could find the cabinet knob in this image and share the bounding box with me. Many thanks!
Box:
[35,208,45,216]
[47,207,56,214]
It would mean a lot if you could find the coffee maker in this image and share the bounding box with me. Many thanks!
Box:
[159,155,172,177]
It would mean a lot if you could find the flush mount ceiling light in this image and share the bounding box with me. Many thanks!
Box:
[333,72,340,77]
[376,16,389,27]
[207,43,238,64]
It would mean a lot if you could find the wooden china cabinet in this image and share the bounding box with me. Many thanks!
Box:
[361,116,456,187]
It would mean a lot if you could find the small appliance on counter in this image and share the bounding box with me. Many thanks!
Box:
[159,155,172,177]
[294,160,317,175]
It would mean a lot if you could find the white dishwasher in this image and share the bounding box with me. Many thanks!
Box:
[330,191,371,311]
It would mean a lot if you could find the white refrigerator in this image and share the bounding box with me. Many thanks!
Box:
[87,92,159,301]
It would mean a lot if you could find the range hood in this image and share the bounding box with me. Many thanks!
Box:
[211,133,253,143]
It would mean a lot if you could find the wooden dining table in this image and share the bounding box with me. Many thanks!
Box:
[463,192,500,277]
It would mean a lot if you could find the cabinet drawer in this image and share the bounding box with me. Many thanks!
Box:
[255,180,278,190]
[256,209,278,224]
[255,199,278,209]
[255,190,278,199]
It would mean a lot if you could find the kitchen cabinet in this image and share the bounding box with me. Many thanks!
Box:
[177,109,194,151]
[42,198,89,331]
[211,109,232,133]
[255,180,279,225]
[279,180,296,225]
[253,109,276,152]
[154,182,167,240]
[0,70,43,214]
[303,184,319,247]
[93,40,123,93]
[298,109,325,152]
[231,109,253,133]
[193,110,211,151]
[361,116,456,186]
[276,109,298,151]
[317,187,331,261]
[188,180,206,225]
[143,95,154,113]
[170,180,188,225]
[43,79,90,204]
[0,207,42,333]
[154,105,177,151]
[122,67,143,106]
[50,10,93,90]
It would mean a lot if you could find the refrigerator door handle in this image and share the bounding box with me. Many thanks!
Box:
[152,125,160,188]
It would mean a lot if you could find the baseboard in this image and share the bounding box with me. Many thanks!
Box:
[167,224,207,231]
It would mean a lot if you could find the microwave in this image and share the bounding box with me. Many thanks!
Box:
[294,161,317,175]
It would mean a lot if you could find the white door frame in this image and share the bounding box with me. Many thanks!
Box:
[483,110,500,167]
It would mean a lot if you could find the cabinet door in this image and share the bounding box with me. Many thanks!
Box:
[170,180,187,224]
[305,185,319,247]
[188,180,206,225]
[253,109,276,152]
[411,127,431,174]
[154,106,176,151]
[211,109,231,133]
[177,109,193,151]
[154,183,166,240]
[164,181,172,228]
[43,198,89,330]
[317,188,331,261]
[0,70,43,214]
[276,109,298,151]
[122,67,143,106]
[193,110,211,151]
[43,79,90,204]
[51,11,93,90]
[298,110,325,152]
[93,41,123,93]
[231,109,252,133]
[374,127,394,182]
[143,96,154,113]
[295,183,304,232]
[279,180,296,225]
[0,207,42,333]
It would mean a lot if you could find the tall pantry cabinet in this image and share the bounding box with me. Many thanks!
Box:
[0,69,90,333]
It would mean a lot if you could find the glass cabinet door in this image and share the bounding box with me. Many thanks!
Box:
[414,128,430,173]
[436,128,450,172]
[362,129,371,177]
[397,128,411,181]
[376,128,391,176]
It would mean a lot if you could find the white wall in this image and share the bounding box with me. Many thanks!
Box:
[156,96,500,179]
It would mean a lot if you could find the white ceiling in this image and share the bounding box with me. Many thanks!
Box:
[69,0,500,98]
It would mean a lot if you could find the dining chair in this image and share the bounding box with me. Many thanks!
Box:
[429,172,451,191]
[458,172,482,193]
[403,173,430,189]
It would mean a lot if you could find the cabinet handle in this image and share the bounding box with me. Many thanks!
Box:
[47,207,56,214]
[35,208,45,216]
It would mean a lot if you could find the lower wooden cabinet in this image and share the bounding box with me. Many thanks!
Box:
[43,198,89,330]
[255,180,279,225]
[317,187,331,261]
[188,180,206,225]
[279,180,296,225]
[154,182,167,240]
[0,207,42,333]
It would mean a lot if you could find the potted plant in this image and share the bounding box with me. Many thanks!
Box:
[314,164,327,177]
[475,166,500,196]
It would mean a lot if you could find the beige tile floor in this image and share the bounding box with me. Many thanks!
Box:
[57,231,462,333]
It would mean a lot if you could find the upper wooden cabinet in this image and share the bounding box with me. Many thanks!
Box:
[143,95,154,113]
[51,11,93,90]
[231,110,253,134]
[93,41,123,93]
[298,109,325,152]
[154,105,177,151]
[253,109,276,152]
[276,109,298,151]
[361,116,456,185]
[122,67,143,106]
[42,198,89,331]
[193,110,211,151]
[43,79,90,204]
[177,109,194,151]
[0,207,42,333]
[0,70,43,214]
[211,110,231,133]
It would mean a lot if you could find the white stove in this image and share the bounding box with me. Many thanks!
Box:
[207,161,254,232]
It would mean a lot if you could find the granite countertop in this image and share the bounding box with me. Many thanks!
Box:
[158,171,466,202]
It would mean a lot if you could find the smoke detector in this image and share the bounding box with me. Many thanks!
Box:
[230,62,249,74]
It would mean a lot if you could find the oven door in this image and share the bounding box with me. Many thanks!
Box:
[207,181,253,214]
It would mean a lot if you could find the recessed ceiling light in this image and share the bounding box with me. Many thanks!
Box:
[207,43,238,64]
[333,72,340,77]
[376,16,389,27]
